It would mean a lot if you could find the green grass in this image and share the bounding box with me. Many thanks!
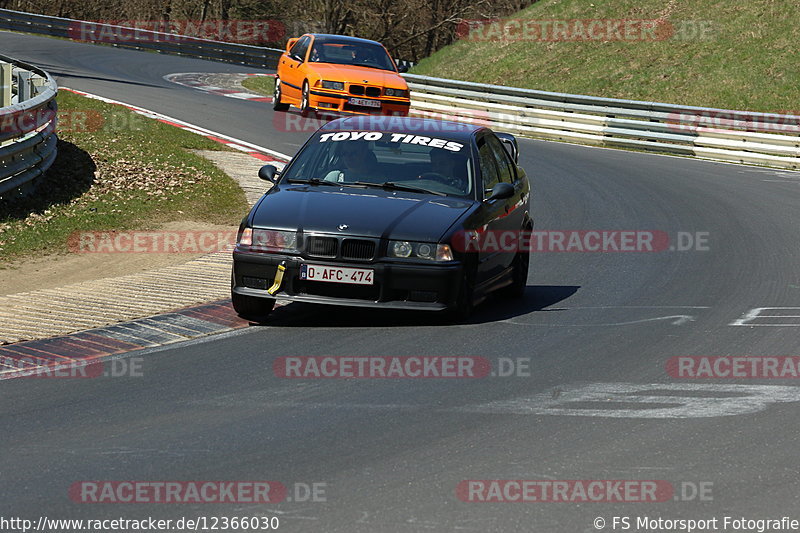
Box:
[0,90,248,261]
[241,76,273,96]
[411,0,798,112]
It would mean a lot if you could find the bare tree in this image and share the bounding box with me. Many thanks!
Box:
[10,0,536,57]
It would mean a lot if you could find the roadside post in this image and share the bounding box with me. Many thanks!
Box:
[0,62,11,106]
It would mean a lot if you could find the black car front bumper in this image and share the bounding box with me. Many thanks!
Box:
[232,251,463,311]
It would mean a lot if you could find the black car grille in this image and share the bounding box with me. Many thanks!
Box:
[348,85,381,97]
[305,236,337,258]
[341,239,375,261]
[303,235,377,262]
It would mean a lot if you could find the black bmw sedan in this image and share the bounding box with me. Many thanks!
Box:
[231,116,531,321]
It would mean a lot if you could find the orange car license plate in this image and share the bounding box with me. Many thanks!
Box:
[348,97,382,108]
[300,264,374,285]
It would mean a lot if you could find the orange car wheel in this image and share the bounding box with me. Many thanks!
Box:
[273,77,290,112]
[300,80,315,118]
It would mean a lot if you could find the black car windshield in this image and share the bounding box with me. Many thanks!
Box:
[309,39,397,72]
[281,131,474,197]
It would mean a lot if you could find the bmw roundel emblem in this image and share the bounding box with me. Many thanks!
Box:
[338,224,349,231]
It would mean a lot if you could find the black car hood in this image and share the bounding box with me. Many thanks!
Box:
[252,185,474,242]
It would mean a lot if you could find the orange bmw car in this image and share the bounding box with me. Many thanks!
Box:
[272,34,411,117]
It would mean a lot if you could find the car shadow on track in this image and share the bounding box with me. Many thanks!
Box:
[259,285,580,328]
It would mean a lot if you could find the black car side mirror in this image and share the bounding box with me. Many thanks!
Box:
[397,63,409,73]
[485,182,514,201]
[258,164,279,183]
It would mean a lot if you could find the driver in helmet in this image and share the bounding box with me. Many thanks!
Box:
[427,148,466,191]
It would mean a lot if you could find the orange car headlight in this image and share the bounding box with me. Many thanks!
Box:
[384,88,408,98]
[321,80,345,91]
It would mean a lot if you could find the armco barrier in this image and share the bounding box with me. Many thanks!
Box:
[0,53,58,197]
[0,8,283,69]
[403,74,800,169]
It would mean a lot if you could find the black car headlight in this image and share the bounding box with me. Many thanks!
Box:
[388,241,453,261]
[384,88,408,98]
[238,228,299,253]
[321,80,345,91]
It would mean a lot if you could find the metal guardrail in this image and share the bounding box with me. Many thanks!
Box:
[404,74,800,169]
[0,53,58,197]
[0,8,283,69]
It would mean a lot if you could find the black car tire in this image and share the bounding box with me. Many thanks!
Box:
[300,81,314,118]
[444,267,475,323]
[273,77,289,111]
[232,292,276,323]
[503,248,530,298]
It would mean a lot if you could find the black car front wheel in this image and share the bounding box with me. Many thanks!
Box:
[444,267,475,323]
[232,292,275,323]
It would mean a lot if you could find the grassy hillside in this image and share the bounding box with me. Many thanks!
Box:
[411,0,797,112]
[0,91,247,259]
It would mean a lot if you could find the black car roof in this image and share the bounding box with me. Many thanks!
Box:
[308,34,385,47]
[320,116,484,142]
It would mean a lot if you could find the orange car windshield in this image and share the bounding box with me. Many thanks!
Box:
[309,40,396,72]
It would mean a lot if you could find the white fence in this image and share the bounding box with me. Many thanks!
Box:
[404,74,800,169]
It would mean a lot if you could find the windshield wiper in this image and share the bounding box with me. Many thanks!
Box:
[355,64,392,71]
[351,181,446,196]
[285,178,345,187]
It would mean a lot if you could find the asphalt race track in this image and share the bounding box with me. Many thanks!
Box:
[2,31,800,532]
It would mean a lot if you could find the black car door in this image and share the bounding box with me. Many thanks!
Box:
[475,132,517,285]
[485,132,527,263]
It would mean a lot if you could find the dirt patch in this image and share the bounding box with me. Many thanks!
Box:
[0,220,237,296]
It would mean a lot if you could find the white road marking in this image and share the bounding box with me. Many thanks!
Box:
[502,306,708,327]
[223,92,265,99]
[462,383,800,419]
[192,382,800,419]
[730,307,800,326]
[504,315,696,327]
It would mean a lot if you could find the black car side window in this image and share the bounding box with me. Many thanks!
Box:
[486,135,515,183]
[290,36,310,62]
[478,137,501,194]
